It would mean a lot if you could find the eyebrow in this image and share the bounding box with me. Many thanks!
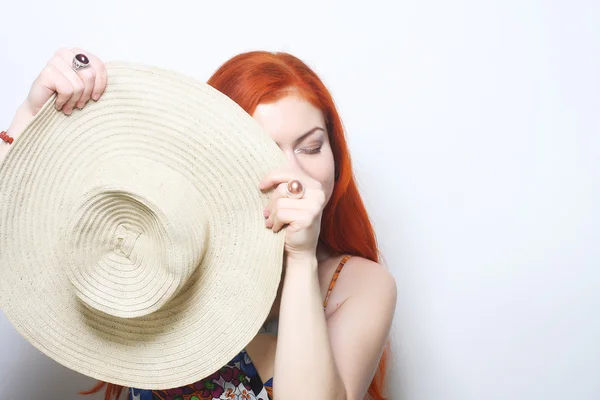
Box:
[294,127,326,145]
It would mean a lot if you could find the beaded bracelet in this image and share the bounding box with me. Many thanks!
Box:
[1,130,14,144]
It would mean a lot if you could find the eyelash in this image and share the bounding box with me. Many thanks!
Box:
[297,146,322,154]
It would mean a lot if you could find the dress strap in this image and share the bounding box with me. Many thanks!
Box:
[323,255,352,309]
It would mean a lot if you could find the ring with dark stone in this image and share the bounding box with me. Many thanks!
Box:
[72,53,91,71]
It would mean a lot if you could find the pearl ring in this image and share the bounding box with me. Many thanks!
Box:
[285,179,305,199]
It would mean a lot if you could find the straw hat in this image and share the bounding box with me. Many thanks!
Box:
[0,62,287,389]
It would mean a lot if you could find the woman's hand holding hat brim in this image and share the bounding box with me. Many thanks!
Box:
[259,168,326,262]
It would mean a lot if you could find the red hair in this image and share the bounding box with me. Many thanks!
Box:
[82,51,391,400]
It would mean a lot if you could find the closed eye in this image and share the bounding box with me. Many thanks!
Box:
[296,146,322,154]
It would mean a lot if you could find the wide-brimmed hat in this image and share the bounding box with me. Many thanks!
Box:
[0,62,287,389]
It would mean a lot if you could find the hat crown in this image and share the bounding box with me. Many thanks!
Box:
[114,224,141,258]
[64,156,208,319]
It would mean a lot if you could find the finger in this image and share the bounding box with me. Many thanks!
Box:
[271,211,287,233]
[275,197,308,211]
[271,209,307,233]
[54,48,89,109]
[264,181,309,219]
[259,168,316,191]
[71,48,108,101]
[69,51,97,108]
[59,48,100,109]
[264,183,288,219]
[48,54,85,115]
[75,67,96,109]
[40,64,77,111]
[265,196,306,226]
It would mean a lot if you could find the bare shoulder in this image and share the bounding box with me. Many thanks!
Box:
[319,255,397,318]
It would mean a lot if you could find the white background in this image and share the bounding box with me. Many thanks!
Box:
[1,0,599,399]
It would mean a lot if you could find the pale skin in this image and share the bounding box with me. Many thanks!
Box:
[1,48,397,400]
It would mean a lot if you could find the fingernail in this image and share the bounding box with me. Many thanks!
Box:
[92,93,100,101]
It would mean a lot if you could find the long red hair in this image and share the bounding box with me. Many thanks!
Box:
[81,51,391,400]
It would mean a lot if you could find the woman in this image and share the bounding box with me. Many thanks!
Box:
[1,48,397,400]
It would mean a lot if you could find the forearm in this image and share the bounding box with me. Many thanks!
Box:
[273,256,346,400]
[0,104,33,163]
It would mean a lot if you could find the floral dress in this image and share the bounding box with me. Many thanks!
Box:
[129,255,351,400]
[129,349,273,400]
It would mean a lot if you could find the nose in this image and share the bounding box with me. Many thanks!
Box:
[283,150,303,171]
